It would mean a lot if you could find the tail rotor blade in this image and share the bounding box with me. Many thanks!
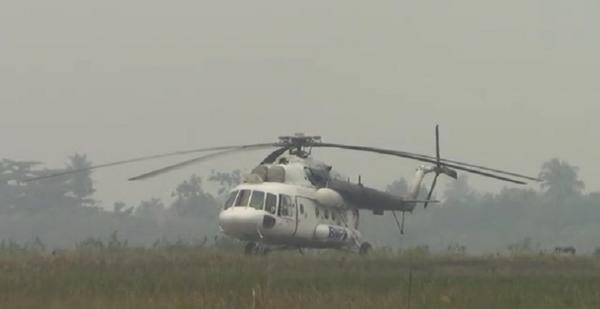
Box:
[424,174,439,209]
[435,124,441,166]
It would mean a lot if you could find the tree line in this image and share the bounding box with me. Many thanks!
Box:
[0,156,598,253]
[364,158,599,253]
[0,155,235,248]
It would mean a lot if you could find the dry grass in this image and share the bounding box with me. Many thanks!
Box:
[0,249,599,308]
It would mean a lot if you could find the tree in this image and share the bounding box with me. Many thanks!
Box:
[171,175,218,217]
[64,154,96,207]
[539,159,584,200]
[386,178,409,197]
[135,198,165,218]
[208,170,241,197]
[443,175,476,206]
[0,155,97,212]
[0,159,40,184]
[0,159,72,212]
[22,154,96,211]
[386,177,429,199]
[113,201,133,217]
[0,160,38,212]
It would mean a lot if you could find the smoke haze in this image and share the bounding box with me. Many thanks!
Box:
[1,0,599,253]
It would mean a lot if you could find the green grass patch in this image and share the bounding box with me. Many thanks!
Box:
[0,249,599,308]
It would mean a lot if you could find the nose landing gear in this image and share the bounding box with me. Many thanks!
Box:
[359,242,372,256]
[244,242,259,255]
[244,242,271,256]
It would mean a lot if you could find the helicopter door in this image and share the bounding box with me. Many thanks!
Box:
[274,194,297,237]
[295,197,318,240]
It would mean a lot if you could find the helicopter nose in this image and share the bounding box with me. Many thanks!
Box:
[218,208,265,238]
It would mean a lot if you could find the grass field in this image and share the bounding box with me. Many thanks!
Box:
[1,248,600,309]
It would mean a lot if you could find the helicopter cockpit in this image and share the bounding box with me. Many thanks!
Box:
[223,188,295,218]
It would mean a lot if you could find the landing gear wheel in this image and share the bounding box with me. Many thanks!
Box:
[244,242,257,255]
[359,242,372,256]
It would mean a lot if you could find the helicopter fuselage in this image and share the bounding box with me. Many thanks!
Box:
[216,153,434,251]
[218,181,361,249]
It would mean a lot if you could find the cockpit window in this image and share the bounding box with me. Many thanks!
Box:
[224,190,238,209]
[235,190,251,207]
[305,167,328,187]
[265,193,277,214]
[249,191,265,210]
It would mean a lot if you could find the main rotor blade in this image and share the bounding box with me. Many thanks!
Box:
[436,157,540,182]
[260,147,290,165]
[312,143,530,185]
[314,137,539,182]
[397,151,540,182]
[25,143,277,182]
[128,144,274,181]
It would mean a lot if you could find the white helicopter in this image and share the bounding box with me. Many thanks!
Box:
[30,126,540,255]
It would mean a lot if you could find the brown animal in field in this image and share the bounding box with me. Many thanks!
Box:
[554,246,576,255]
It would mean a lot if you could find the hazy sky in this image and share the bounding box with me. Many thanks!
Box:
[1,0,599,207]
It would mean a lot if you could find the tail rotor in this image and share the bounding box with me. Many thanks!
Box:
[424,125,457,208]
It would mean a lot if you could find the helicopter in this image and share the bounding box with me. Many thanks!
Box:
[29,126,540,255]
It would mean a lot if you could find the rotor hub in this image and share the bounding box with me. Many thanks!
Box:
[278,133,322,157]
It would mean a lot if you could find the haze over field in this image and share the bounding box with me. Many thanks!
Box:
[1,1,599,252]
